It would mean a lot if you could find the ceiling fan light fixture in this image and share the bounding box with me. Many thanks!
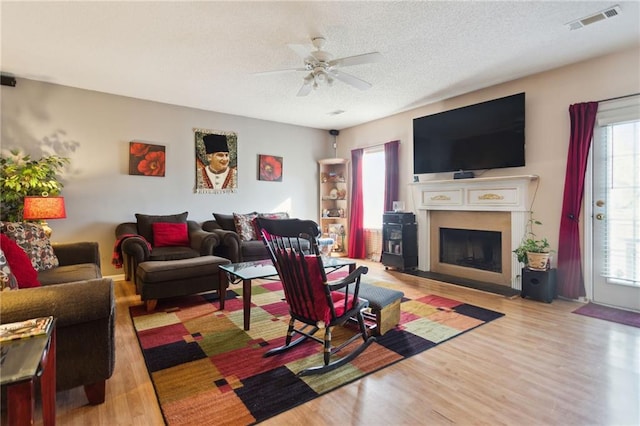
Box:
[270,36,381,97]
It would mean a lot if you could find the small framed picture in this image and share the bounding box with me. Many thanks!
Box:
[258,155,283,182]
[129,142,166,177]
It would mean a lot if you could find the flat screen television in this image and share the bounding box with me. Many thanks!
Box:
[413,92,525,176]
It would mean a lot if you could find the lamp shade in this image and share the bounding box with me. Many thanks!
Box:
[23,196,67,220]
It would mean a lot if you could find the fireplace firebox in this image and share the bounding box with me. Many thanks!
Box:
[439,228,502,273]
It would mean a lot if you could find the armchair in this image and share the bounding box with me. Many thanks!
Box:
[202,212,292,263]
[0,240,115,404]
[115,212,221,282]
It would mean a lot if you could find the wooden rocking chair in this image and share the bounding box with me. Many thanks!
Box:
[255,217,375,376]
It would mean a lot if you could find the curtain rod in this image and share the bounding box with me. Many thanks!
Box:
[356,139,401,151]
[596,92,640,103]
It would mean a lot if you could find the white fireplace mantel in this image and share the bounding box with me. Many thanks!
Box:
[410,175,539,289]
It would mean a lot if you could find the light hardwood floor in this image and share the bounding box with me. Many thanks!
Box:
[22,260,640,425]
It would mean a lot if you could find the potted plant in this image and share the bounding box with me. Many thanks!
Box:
[513,213,553,271]
[0,150,69,222]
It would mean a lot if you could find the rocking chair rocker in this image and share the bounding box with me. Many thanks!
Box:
[255,217,376,376]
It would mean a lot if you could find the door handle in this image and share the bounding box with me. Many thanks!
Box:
[596,200,605,207]
[596,213,605,220]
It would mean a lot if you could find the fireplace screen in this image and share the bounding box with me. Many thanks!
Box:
[439,228,502,273]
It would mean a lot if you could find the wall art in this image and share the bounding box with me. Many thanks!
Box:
[258,154,283,182]
[194,128,238,194]
[129,142,165,177]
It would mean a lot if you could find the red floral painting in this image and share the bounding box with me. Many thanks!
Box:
[129,142,166,177]
[258,155,283,182]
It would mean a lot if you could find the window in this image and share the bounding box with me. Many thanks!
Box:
[362,148,385,229]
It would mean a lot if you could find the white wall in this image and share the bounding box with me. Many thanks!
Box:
[1,80,330,275]
[337,46,640,271]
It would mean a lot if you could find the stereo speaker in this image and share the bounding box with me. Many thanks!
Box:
[1,75,17,87]
[521,268,557,303]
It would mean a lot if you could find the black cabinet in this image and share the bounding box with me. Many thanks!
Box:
[381,212,418,271]
[521,268,557,303]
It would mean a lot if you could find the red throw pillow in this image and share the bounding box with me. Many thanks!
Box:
[0,234,40,288]
[152,222,190,247]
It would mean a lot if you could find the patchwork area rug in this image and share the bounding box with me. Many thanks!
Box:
[130,280,504,425]
[573,303,640,328]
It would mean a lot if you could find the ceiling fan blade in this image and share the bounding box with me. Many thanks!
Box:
[297,82,313,97]
[328,70,372,90]
[328,52,382,68]
[253,67,307,76]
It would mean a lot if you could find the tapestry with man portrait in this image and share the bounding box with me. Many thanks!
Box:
[194,128,238,194]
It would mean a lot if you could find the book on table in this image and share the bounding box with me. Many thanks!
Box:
[0,316,54,342]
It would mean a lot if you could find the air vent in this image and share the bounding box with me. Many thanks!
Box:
[566,5,622,30]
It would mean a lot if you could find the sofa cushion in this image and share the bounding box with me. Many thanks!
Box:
[152,222,190,247]
[148,246,200,262]
[38,263,102,286]
[212,213,236,231]
[135,212,188,246]
[0,247,19,291]
[233,212,259,241]
[1,221,59,271]
[0,234,40,288]
[241,240,269,261]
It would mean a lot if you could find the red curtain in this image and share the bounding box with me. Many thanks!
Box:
[348,148,366,258]
[383,140,400,211]
[557,102,599,299]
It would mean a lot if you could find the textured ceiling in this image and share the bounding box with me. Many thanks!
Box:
[2,1,639,130]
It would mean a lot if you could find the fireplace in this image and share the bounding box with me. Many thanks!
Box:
[440,228,502,273]
[430,210,512,286]
[410,175,538,290]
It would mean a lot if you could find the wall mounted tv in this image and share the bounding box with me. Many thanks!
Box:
[413,92,525,177]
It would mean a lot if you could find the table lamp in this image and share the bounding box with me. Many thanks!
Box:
[22,196,67,237]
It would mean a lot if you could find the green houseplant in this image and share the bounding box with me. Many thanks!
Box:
[0,151,69,222]
[513,213,553,270]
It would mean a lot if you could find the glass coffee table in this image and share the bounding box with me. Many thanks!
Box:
[219,257,355,330]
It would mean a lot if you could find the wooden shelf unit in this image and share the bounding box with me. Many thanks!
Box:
[318,158,349,256]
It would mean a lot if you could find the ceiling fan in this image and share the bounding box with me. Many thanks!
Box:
[256,36,382,96]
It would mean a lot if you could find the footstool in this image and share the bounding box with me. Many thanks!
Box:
[136,255,231,312]
[340,282,404,336]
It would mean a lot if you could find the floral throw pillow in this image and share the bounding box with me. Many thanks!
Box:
[0,221,59,272]
[0,247,19,291]
[233,212,259,241]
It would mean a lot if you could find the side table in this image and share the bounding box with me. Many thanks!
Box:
[0,319,56,426]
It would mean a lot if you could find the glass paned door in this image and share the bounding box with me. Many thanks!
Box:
[592,109,640,311]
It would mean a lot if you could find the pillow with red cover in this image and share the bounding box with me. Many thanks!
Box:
[0,234,40,288]
[152,222,190,247]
